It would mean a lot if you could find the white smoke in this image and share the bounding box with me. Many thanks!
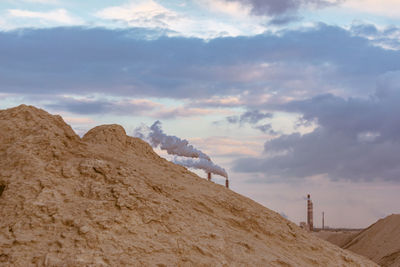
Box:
[135,121,210,160]
[134,121,228,178]
[173,157,228,178]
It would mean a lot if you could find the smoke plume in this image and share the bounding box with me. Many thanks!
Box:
[173,157,228,178]
[134,121,228,178]
[135,121,210,160]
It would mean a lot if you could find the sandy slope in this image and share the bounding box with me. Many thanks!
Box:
[0,105,377,266]
[342,214,400,267]
[316,215,400,266]
[314,230,360,248]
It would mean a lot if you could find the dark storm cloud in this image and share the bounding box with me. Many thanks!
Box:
[226,0,342,23]
[254,123,276,134]
[233,72,400,182]
[268,14,301,25]
[1,24,400,104]
[225,110,275,134]
[227,0,340,16]
[226,110,272,124]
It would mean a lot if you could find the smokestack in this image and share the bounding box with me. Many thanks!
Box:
[172,157,228,179]
[322,211,325,230]
[307,194,313,231]
[225,178,229,188]
[136,121,228,180]
[207,172,212,181]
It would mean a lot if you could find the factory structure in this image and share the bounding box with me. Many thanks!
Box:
[299,195,329,231]
[307,194,313,231]
[207,172,229,189]
[300,194,314,231]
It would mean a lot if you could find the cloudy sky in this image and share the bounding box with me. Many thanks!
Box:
[1,0,400,228]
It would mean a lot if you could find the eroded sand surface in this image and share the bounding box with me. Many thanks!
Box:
[314,230,360,248]
[316,215,400,266]
[0,105,377,266]
[343,214,400,267]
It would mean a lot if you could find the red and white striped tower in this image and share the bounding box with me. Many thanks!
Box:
[307,194,313,231]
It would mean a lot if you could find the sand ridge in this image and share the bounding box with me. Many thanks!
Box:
[315,215,400,266]
[343,214,400,267]
[0,105,377,266]
[314,230,360,248]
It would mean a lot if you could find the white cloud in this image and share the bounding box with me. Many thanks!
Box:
[343,0,400,18]
[0,17,7,28]
[95,0,265,38]
[96,0,178,30]
[8,8,83,25]
[197,0,251,18]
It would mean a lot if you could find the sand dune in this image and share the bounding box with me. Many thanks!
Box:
[0,105,377,266]
[342,214,400,267]
[314,230,360,248]
[316,215,400,266]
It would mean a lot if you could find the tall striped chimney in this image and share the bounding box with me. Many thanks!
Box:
[307,194,313,231]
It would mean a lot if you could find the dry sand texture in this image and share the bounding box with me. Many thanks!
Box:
[314,230,360,249]
[0,105,378,266]
[315,215,400,266]
[343,214,400,267]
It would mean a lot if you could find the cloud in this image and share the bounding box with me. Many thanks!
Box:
[350,22,400,50]
[224,110,276,134]
[45,97,160,115]
[8,9,83,25]
[96,0,262,38]
[152,106,230,119]
[226,110,273,124]
[268,14,301,25]
[95,0,179,30]
[63,116,95,125]
[254,123,275,134]
[343,0,400,18]
[221,0,342,23]
[191,96,244,108]
[41,95,229,119]
[1,24,400,108]
[197,0,252,18]
[190,136,264,157]
[233,72,400,182]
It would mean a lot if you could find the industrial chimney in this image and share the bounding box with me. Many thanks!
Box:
[225,178,229,189]
[322,211,325,230]
[307,194,313,231]
[207,172,211,181]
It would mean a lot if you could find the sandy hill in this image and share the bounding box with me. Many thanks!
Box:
[314,230,360,248]
[341,214,400,267]
[315,215,400,266]
[0,105,377,266]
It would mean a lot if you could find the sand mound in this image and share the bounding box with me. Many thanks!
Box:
[0,105,377,266]
[314,230,360,248]
[341,214,400,267]
[316,215,400,266]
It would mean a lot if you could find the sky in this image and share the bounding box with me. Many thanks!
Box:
[1,0,400,228]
